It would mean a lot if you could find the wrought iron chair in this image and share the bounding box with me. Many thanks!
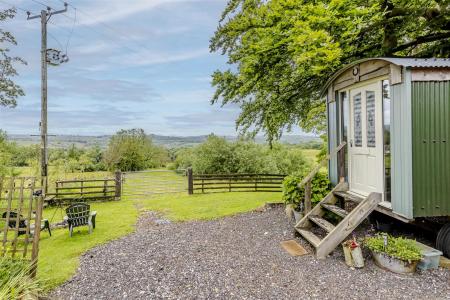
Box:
[2,211,52,236]
[64,203,96,237]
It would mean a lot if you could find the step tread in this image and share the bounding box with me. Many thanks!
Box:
[296,228,321,248]
[308,215,336,233]
[333,191,365,203]
[321,204,348,218]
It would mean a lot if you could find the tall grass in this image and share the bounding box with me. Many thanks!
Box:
[0,258,45,299]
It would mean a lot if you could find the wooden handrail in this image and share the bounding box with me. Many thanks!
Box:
[299,142,347,213]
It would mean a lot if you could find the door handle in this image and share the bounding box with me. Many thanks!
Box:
[350,139,353,147]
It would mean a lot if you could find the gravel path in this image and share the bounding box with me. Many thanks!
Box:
[51,207,450,300]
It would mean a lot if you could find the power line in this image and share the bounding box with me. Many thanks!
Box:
[0,0,29,13]
[5,0,158,68]
[64,5,76,54]
[30,0,149,56]
[28,0,75,20]
[37,0,158,57]
[30,0,52,10]
[47,30,64,49]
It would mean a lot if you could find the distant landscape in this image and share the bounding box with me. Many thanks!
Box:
[8,133,321,149]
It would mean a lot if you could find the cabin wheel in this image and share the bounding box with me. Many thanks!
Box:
[436,223,450,258]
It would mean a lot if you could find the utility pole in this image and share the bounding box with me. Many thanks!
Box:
[27,3,68,194]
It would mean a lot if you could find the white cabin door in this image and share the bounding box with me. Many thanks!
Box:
[348,82,384,196]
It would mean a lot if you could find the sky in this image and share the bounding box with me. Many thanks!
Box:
[0,0,308,137]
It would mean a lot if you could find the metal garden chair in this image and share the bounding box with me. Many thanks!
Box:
[2,211,51,236]
[64,203,97,237]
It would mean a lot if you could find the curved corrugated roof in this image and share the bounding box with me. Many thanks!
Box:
[321,57,450,96]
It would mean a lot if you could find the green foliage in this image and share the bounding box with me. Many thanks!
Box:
[50,145,106,174]
[0,130,24,176]
[365,234,422,262]
[0,257,44,299]
[211,0,450,142]
[103,129,169,172]
[282,171,331,210]
[0,8,26,107]
[173,135,311,174]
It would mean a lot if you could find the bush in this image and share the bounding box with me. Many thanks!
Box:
[173,135,311,175]
[365,234,422,262]
[103,129,169,171]
[282,172,331,210]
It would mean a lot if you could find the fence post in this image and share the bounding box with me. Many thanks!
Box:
[31,194,43,278]
[115,171,122,200]
[103,179,107,198]
[187,167,193,195]
[304,180,312,213]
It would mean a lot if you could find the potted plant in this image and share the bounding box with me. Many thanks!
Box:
[365,234,422,274]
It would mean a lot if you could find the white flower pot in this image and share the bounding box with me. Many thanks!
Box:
[371,251,418,274]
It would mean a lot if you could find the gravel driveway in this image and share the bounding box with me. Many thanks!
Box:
[51,206,450,300]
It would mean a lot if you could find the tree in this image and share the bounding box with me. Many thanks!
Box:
[210,0,450,143]
[0,8,25,107]
[103,129,169,171]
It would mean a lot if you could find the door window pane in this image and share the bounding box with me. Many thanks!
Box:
[353,93,362,147]
[340,91,349,143]
[366,91,376,147]
[382,80,391,202]
[340,91,349,179]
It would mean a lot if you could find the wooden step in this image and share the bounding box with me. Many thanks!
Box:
[333,191,365,203]
[296,228,321,248]
[321,204,348,218]
[308,215,335,233]
[315,193,382,259]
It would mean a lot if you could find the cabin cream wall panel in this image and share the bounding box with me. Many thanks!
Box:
[411,69,450,81]
[391,68,413,219]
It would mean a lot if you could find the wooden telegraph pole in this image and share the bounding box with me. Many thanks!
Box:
[27,3,68,193]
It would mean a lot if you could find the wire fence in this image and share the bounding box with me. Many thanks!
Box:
[122,169,187,197]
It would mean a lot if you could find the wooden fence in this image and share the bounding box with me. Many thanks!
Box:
[188,170,286,194]
[0,176,43,276]
[44,171,121,205]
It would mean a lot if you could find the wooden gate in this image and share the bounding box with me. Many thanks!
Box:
[122,170,187,197]
[0,177,43,275]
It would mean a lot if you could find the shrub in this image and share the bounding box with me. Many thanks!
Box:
[103,129,169,171]
[365,234,422,262]
[173,135,311,175]
[282,172,331,210]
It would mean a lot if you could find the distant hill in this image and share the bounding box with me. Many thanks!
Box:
[7,134,320,149]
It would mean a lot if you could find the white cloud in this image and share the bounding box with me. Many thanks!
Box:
[124,48,209,66]
[69,0,208,26]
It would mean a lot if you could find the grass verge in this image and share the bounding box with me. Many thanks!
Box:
[135,192,281,221]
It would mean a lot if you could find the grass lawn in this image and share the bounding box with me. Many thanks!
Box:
[133,192,281,222]
[38,199,138,289]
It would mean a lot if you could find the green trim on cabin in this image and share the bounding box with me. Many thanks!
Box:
[412,81,450,217]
